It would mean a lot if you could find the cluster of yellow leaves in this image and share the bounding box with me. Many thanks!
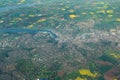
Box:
[79,69,98,78]
[95,9,114,15]
[92,1,114,16]
[75,69,98,80]
[61,7,77,19]
[61,6,77,19]
[110,53,120,59]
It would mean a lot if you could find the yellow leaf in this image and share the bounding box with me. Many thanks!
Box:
[116,18,120,22]
[106,10,114,14]
[69,14,77,19]
[37,18,46,23]
[89,12,94,15]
